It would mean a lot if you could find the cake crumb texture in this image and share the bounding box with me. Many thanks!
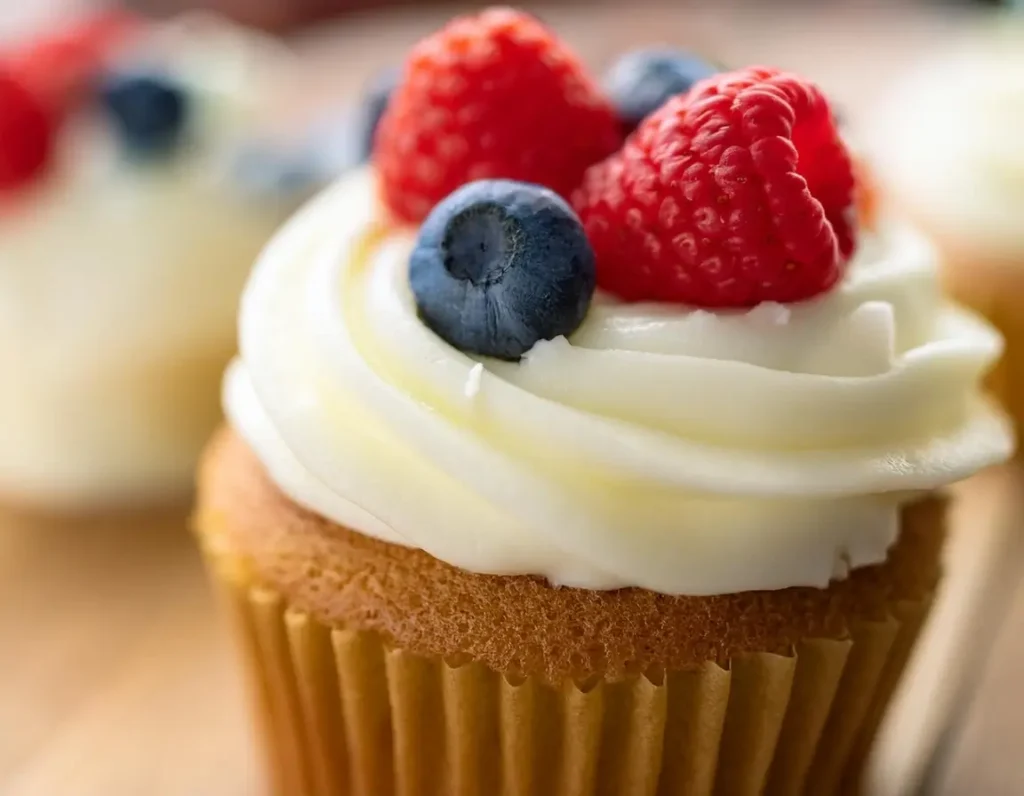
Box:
[197,427,944,685]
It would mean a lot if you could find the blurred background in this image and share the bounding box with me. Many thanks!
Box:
[3,0,1019,148]
[2,1,1023,795]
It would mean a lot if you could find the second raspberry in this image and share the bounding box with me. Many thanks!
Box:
[574,66,857,308]
[374,8,622,224]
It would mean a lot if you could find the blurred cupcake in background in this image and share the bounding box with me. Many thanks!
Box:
[870,21,1024,447]
[0,12,330,513]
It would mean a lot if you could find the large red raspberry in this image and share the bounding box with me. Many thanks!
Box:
[374,7,621,223]
[573,67,856,307]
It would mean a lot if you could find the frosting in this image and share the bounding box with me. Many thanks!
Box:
[869,26,1024,257]
[0,18,298,507]
[226,169,1012,595]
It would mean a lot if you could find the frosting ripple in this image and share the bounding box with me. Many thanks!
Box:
[227,169,1013,595]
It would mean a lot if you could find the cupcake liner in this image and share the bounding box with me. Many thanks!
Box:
[206,553,935,796]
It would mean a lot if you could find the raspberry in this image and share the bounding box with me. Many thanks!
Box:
[10,11,140,114]
[573,67,856,307]
[0,69,54,190]
[374,8,621,223]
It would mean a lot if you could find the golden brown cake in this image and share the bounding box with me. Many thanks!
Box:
[201,428,948,681]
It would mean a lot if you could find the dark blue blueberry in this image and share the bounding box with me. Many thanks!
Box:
[604,48,718,133]
[410,180,596,361]
[100,72,189,158]
[356,66,399,161]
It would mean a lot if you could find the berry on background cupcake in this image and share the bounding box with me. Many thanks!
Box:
[198,8,1013,796]
[0,69,54,190]
[7,10,140,115]
[99,71,192,158]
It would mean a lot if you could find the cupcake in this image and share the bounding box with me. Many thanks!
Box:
[0,13,322,511]
[870,22,1024,447]
[196,9,1013,795]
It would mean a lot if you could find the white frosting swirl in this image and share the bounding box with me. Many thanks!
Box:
[227,170,1012,595]
[870,25,1024,257]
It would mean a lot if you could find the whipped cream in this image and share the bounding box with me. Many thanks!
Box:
[227,169,1012,595]
[0,17,296,508]
[870,26,1024,257]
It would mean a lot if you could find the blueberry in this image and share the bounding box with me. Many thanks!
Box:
[410,180,596,361]
[356,66,399,161]
[604,48,718,133]
[100,72,189,158]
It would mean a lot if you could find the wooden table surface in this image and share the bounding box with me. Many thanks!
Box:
[3,4,1024,795]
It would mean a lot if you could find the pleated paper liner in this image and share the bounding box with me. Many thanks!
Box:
[206,553,934,796]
